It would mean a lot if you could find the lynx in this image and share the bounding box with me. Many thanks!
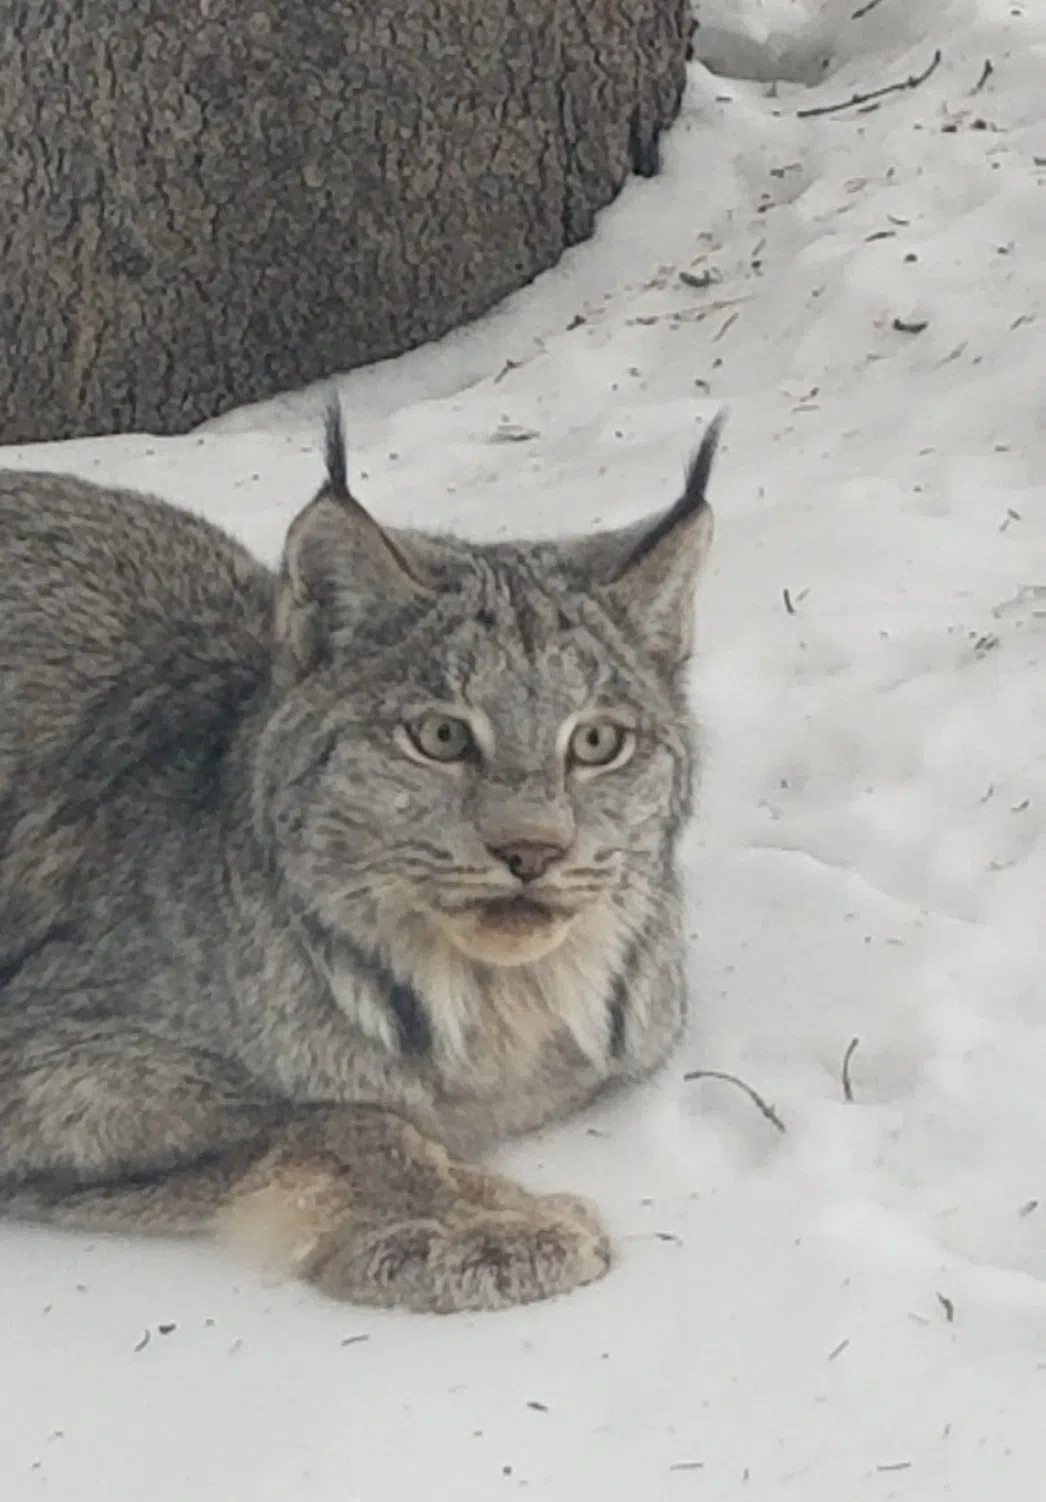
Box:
[0,405,720,1313]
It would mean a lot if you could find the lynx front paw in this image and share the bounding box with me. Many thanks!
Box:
[534,1191,607,1241]
[306,1199,611,1313]
[443,1200,612,1313]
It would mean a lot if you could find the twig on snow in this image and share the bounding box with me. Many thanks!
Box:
[842,1037,860,1102]
[684,1069,787,1132]
[797,48,942,120]
[851,0,886,18]
[972,59,994,94]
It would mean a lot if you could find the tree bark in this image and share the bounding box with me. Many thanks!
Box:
[0,0,689,443]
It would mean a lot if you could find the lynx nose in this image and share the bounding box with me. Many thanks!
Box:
[487,840,567,883]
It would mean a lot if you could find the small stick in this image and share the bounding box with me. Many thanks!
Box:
[684,1069,787,1132]
[798,48,942,120]
[782,586,796,615]
[851,0,886,17]
[842,1037,860,1102]
[972,59,993,93]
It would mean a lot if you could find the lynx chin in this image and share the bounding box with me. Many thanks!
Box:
[0,403,722,1313]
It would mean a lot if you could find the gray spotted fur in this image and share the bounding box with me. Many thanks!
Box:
[0,407,720,1312]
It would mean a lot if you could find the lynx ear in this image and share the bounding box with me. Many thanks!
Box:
[598,413,722,669]
[277,401,431,671]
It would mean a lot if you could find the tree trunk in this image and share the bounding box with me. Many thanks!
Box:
[0,0,689,444]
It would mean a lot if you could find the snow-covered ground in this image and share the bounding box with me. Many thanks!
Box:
[4,1,1046,1496]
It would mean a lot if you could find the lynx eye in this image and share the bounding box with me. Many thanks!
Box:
[407,712,475,763]
[568,719,631,769]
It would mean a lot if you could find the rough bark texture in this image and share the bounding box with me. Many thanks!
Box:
[0,0,690,443]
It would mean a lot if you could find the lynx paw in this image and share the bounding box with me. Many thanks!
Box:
[306,1198,611,1313]
[534,1191,607,1241]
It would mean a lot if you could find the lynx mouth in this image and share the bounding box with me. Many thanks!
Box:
[436,894,576,966]
[478,895,559,932]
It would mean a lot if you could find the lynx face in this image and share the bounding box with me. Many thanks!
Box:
[258,410,720,986]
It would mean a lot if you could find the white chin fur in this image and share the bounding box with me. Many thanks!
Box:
[439,914,574,968]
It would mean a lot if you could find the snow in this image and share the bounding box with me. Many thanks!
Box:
[3,0,1046,1495]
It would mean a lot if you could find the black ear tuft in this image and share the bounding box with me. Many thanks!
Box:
[278,403,433,673]
[683,407,726,512]
[323,395,350,502]
[611,409,726,581]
